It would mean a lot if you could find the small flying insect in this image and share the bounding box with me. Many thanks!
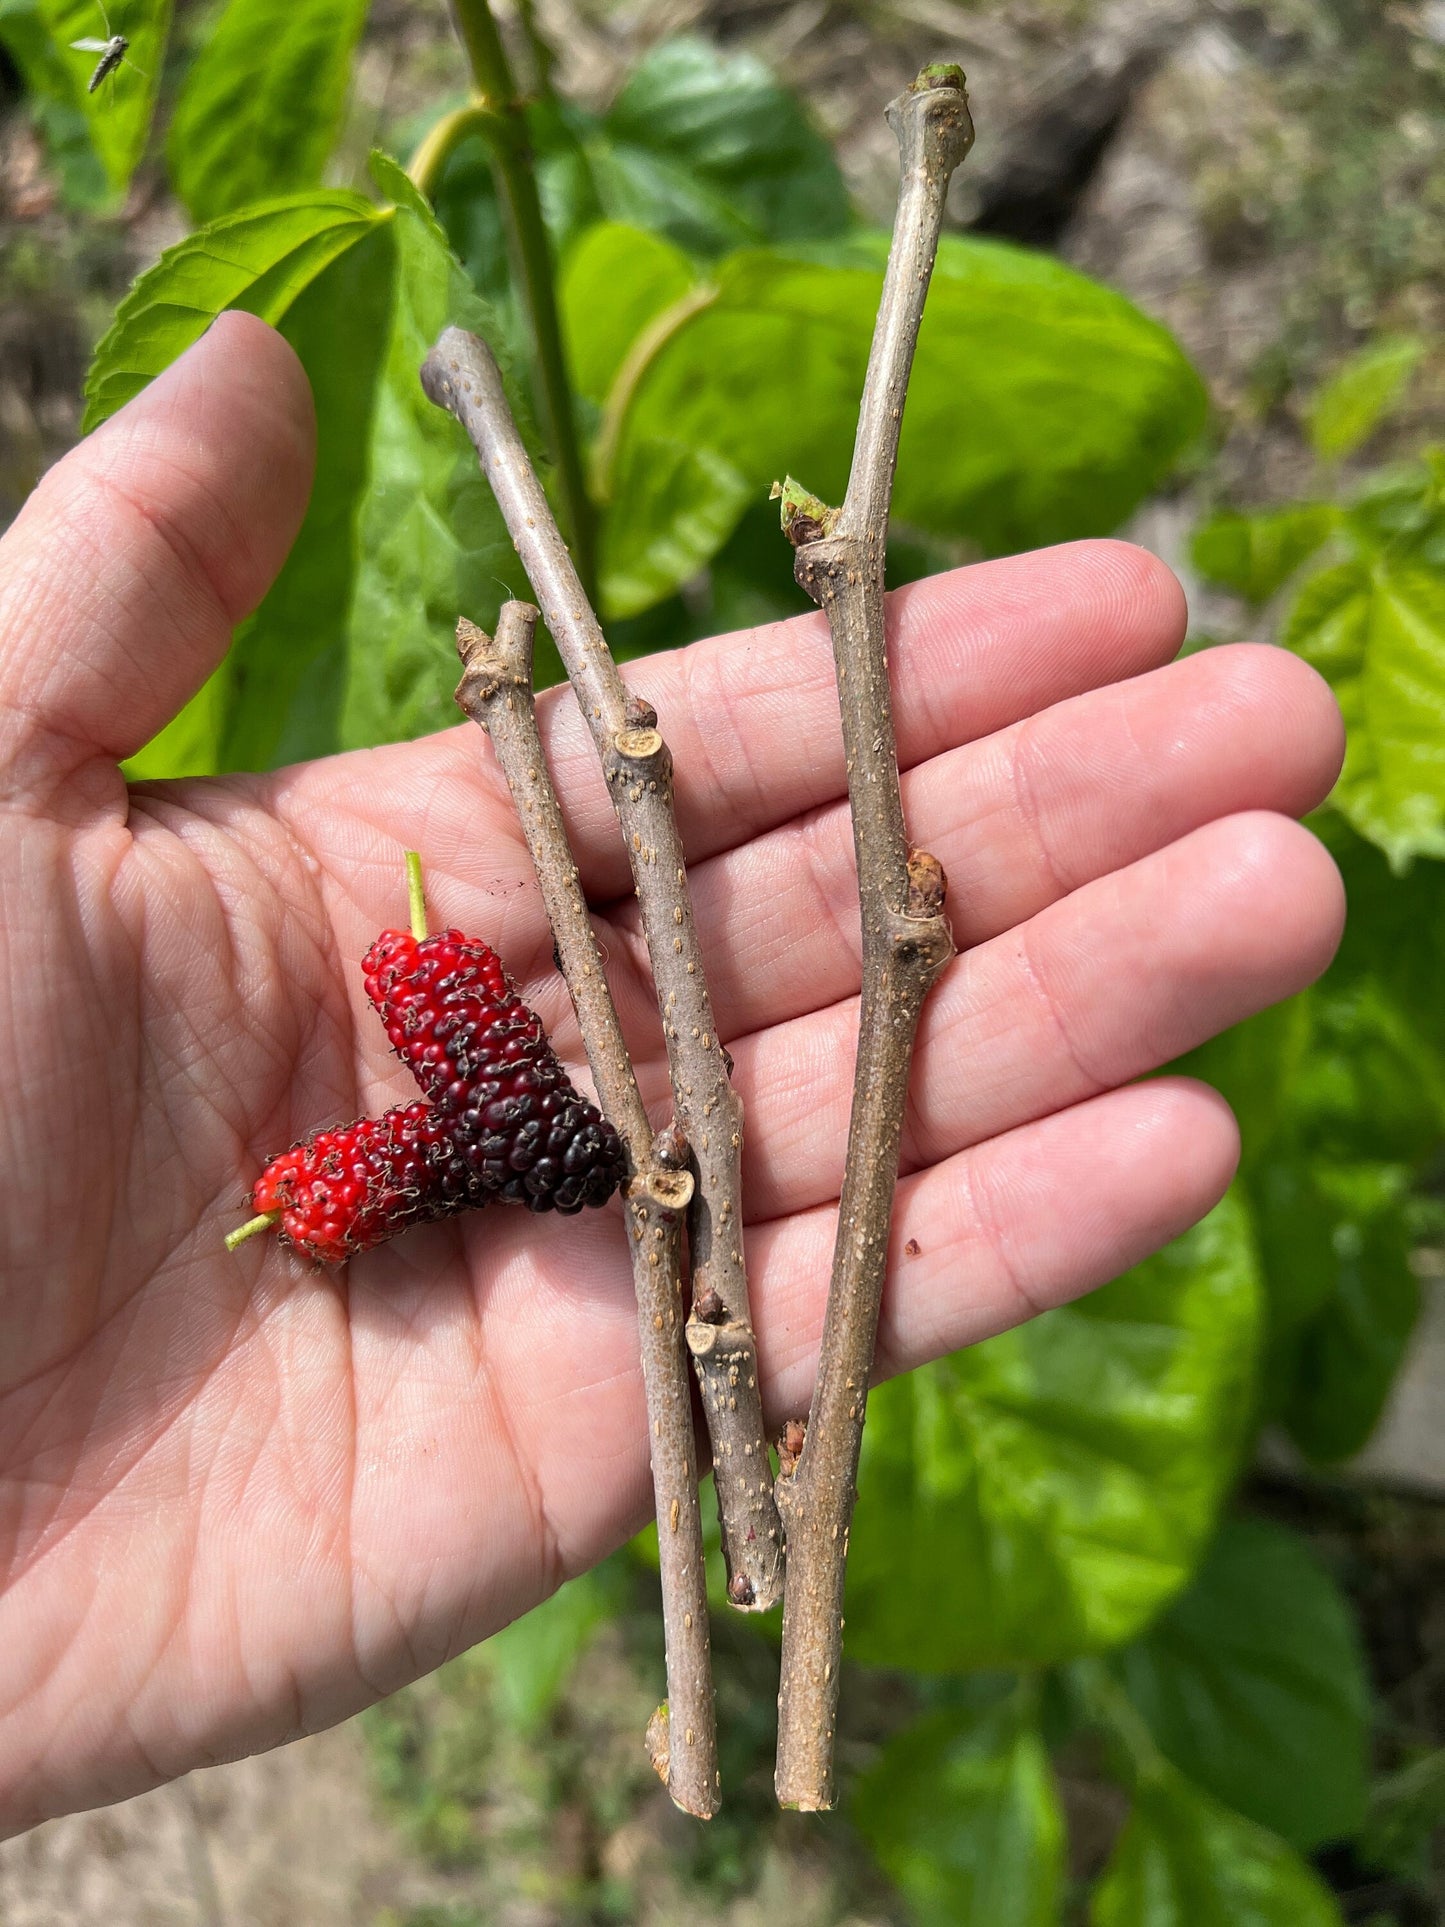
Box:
[69,2,146,93]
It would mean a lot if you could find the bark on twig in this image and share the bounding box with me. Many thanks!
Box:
[422,330,785,1616]
[772,65,972,1812]
[454,602,718,1817]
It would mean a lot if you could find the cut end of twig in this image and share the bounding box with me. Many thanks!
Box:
[778,1785,835,1814]
[771,475,839,548]
[614,724,664,761]
[405,850,428,941]
[905,847,949,919]
[630,1167,696,1213]
[225,1211,278,1253]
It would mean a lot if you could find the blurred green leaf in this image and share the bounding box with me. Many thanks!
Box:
[1190,505,1337,604]
[0,0,108,202]
[1307,335,1425,464]
[1361,1746,1445,1882]
[337,156,527,750]
[92,166,531,775]
[84,191,386,429]
[843,1195,1260,1672]
[34,0,168,193]
[595,36,850,256]
[852,1694,1064,1926]
[482,1569,618,1735]
[1117,1517,1368,1849]
[597,233,1205,613]
[1182,834,1438,1462]
[1284,555,1445,868]
[599,435,750,618]
[1344,447,1445,564]
[1326,816,1445,1061]
[1090,1765,1345,1926]
[430,35,849,325]
[1275,1161,1418,1461]
[220,219,395,769]
[559,221,699,408]
[168,0,369,222]
[86,191,390,775]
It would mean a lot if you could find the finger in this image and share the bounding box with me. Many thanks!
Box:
[557,539,1186,888]
[748,1077,1241,1422]
[481,1075,1239,1572]
[277,539,1186,908]
[0,313,314,802]
[706,811,1343,1223]
[619,642,1345,1043]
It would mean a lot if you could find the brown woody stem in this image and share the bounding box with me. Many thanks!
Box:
[454,601,718,1819]
[773,66,971,1811]
[422,331,785,1616]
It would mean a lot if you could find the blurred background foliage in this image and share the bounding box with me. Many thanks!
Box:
[3,0,1445,1922]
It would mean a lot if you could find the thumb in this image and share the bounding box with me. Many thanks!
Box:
[0,310,315,803]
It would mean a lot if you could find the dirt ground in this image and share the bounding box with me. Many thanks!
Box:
[3,0,1445,1921]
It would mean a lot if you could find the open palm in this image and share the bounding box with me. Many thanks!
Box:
[0,315,1346,1833]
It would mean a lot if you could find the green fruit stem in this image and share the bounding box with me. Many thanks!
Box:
[405,849,428,941]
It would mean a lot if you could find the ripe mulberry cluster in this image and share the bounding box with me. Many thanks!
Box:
[252,1101,459,1265]
[363,929,624,1215]
[232,874,625,1264]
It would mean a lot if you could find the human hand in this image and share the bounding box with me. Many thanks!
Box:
[0,314,1345,1831]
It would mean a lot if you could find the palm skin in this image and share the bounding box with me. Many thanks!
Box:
[0,315,1346,1834]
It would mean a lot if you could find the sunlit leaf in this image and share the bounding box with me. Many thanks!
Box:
[559,221,698,408]
[35,0,168,192]
[843,1195,1260,1671]
[1190,504,1337,604]
[595,232,1205,613]
[598,435,750,618]
[337,155,529,750]
[1284,556,1445,868]
[84,191,386,429]
[168,0,370,222]
[1307,335,1424,464]
[89,166,530,774]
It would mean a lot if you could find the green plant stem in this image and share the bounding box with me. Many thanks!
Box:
[1068,1657,1168,1796]
[408,102,493,201]
[445,0,596,602]
[405,849,429,940]
[513,0,557,104]
[225,1212,277,1251]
